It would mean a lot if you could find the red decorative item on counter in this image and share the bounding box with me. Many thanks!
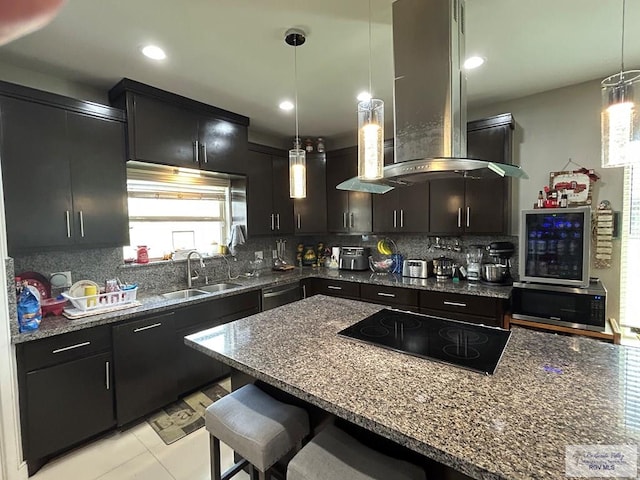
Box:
[136,246,149,264]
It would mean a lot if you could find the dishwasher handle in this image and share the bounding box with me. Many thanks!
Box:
[263,285,300,298]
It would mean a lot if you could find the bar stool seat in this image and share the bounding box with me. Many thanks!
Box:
[287,424,425,480]
[205,383,309,480]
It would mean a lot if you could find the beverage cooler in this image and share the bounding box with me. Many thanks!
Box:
[519,206,591,288]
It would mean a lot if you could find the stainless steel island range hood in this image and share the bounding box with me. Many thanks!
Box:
[337,0,528,194]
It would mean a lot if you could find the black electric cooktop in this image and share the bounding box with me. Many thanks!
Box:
[338,309,511,375]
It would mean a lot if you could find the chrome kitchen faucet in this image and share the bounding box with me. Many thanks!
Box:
[186,250,208,288]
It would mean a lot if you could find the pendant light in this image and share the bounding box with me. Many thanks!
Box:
[601,0,640,168]
[286,28,307,198]
[357,0,384,180]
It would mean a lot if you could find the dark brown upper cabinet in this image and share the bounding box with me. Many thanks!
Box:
[326,146,372,234]
[246,144,294,236]
[373,141,430,233]
[109,79,249,175]
[294,152,327,235]
[429,114,515,235]
[0,81,129,254]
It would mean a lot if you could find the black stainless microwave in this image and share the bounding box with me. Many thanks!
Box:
[511,280,607,332]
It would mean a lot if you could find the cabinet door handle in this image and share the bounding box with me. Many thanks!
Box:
[105,361,110,390]
[52,341,90,354]
[343,212,348,229]
[270,214,275,231]
[194,140,199,163]
[393,210,397,228]
[133,322,162,333]
[327,285,343,290]
[201,142,208,164]
[276,213,280,230]
[400,209,404,228]
[466,207,470,228]
[443,301,467,308]
[79,211,85,237]
[457,208,462,228]
[350,212,355,228]
[377,292,396,298]
[302,284,307,299]
[297,214,301,229]
[65,210,71,238]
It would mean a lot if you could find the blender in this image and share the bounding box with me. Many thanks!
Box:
[466,245,484,282]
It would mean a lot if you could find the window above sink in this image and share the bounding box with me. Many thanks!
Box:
[124,162,233,262]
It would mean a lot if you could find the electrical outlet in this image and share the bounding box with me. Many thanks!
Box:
[254,251,263,261]
[50,271,72,288]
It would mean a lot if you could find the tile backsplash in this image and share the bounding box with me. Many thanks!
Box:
[10,233,518,297]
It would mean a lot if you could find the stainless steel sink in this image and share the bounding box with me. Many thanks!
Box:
[198,282,241,293]
[161,289,209,300]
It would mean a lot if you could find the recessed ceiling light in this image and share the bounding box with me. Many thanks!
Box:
[141,45,166,60]
[464,56,485,70]
[279,101,294,111]
[357,91,372,102]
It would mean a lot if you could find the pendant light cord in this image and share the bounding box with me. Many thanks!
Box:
[294,36,299,144]
[620,0,626,74]
[368,0,373,97]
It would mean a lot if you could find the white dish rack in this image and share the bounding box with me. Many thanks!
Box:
[62,287,138,312]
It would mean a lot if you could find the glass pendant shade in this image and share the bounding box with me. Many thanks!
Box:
[357,99,384,180]
[289,148,306,198]
[601,71,640,168]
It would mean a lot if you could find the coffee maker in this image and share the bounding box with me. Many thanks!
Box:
[482,242,515,285]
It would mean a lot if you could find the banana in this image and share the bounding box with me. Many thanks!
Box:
[377,239,392,255]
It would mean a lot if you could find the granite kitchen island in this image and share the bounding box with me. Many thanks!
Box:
[185,295,640,479]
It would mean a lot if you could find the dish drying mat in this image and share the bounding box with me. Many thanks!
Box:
[63,301,142,319]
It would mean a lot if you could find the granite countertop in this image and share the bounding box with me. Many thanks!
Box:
[186,295,640,480]
[11,268,511,344]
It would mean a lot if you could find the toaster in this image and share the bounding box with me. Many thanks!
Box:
[402,259,432,279]
[339,247,370,271]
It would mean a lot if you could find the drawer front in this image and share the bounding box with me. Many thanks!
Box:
[215,290,261,319]
[419,291,501,319]
[18,325,112,372]
[360,284,418,308]
[311,279,360,299]
[179,290,261,329]
[419,308,501,327]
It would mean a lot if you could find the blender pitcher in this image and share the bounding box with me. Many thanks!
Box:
[466,245,484,282]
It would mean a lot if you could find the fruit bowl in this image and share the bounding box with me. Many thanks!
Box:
[376,238,397,255]
[369,256,394,273]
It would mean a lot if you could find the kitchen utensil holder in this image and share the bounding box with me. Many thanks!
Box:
[62,287,138,312]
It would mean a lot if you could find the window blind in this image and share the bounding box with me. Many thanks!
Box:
[127,163,230,201]
[620,166,640,327]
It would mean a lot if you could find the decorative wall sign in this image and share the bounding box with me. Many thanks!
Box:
[592,200,613,269]
[549,168,599,206]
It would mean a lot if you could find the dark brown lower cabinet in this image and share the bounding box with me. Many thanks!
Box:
[175,291,260,394]
[24,352,115,461]
[360,284,419,312]
[419,291,507,327]
[302,278,360,300]
[113,312,178,426]
[16,326,115,475]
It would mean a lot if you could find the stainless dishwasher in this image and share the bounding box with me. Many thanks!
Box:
[261,283,302,311]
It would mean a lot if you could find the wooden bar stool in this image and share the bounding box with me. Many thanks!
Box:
[287,424,426,480]
[205,383,309,480]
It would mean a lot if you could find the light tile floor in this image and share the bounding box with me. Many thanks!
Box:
[32,378,249,480]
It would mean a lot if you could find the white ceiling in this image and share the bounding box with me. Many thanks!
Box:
[0,0,639,144]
